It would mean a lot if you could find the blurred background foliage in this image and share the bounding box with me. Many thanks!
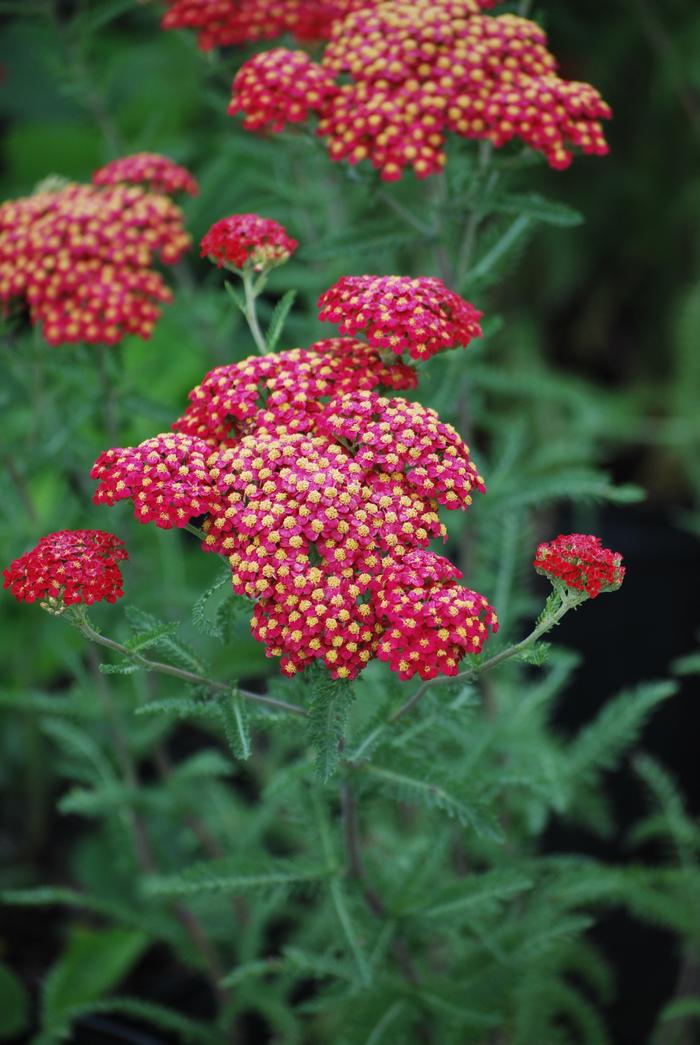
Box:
[1,1,699,1043]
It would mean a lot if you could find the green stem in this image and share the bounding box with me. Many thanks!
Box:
[71,615,309,719]
[242,269,269,355]
[389,588,587,724]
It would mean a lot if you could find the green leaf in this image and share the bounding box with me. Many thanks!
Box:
[415,869,534,920]
[361,757,503,841]
[265,289,297,351]
[43,927,148,1032]
[224,280,246,314]
[123,621,181,653]
[71,998,217,1043]
[672,650,700,676]
[567,681,678,783]
[518,642,551,667]
[98,661,141,676]
[125,606,206,675]
[0,964,30,1039]
[307,672,355,782]
[659,997,700,1023]
[221,695,252,761]
[192,571,230,641]
[491,192,584,227]
[144,859,328,898]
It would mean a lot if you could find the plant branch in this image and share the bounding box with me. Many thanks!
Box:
[84,649,229,1003]
[72,616,309,719]
[242,269,269,355]
[389,588,587,723]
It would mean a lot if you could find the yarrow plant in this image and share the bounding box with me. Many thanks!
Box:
[7,10,683,1045]
[228,0,611,180]
[0,154,194,346]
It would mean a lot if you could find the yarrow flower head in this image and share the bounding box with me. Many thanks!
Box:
[534,533,625,599]
[0,181,190,346]
[375,550,498,679]
[3,530,127,610]
[317,275,482,361]
[173,339,416,448]
[229,2,610,181]
[201,214,297,272]
[161,0,380,50]
[90,286,497,683]
[319,390,485,509]
[229,50,337,133]
[92,153,199,197]
[91,433,217,528]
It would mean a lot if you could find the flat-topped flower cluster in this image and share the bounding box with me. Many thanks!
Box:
[85,254,498,680]
[229,0,611,181]
[0,154,195,346]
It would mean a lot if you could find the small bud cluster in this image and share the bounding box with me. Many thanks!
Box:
[0,160,193,346]
[93,152,199,197]
[318,275,483,361]
[230,2,610,180]
[161,0,393,50]
[534,533,625,598]
[3,530,127,608]
[200,214,297,271]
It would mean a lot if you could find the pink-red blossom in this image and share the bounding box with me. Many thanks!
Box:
[200,213,297,271]
[3,530,127,608]
[0,182,190,346]
[229,4,610,181]
[317,275,482,361]
[92,153,199,197]
[533,533,625,598]
[173,340,416,447]
[91,433,216,528]
[375,550,499,679]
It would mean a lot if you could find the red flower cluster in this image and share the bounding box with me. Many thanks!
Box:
[173,339,416,447]
[161,0,382,50]
[91,433,216,528]
[230,3,610,180]
[3,530,127,608]
[201,214,297,271]
[0,182,190,346]
[93,153,199,197]
[534,533,625,599]
[376,550,498,679]
[229,50,337,133]
[91,341,492,679]
[318,275,482,360]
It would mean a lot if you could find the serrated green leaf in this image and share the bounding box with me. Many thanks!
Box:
[98,661,141,676]
[192,571,230,641]
[123,621,181,653]
[307,671,355,782]
[491,192,584,227]
[224,280,246,314]
[221,695,252,761]
[144,859,328,898]
[0,964,30,1038]
[265,289,297,351]
[361,758,503,841]
[518,642,551,667]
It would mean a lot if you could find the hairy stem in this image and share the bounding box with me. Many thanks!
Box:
[389,588,587,723]
[242,269,268,355]
[72,615,309,719]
